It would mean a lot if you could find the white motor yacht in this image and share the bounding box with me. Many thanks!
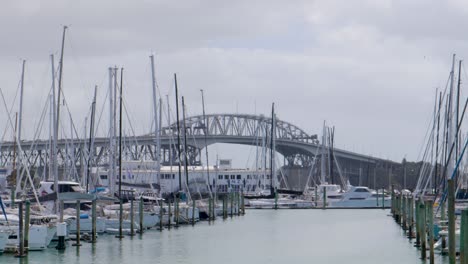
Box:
[330,186,391,208]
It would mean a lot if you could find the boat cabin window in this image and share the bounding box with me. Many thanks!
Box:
[354,188,369,192]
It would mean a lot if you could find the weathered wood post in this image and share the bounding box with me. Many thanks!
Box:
[322,187,327,209]
[175,197,180,227]
[427,200,435,264]
[448,179,456,264]
[139,196,144,233]
[167,200,172,229]
[24,199,30,251]
[72,200,82,246]
[159,199,163,231]
[402,195,407,230]
[191,199,196,225]
[419,202,426,259]
[408,196,414,239]
[441,200,446,251]
[460,209,468,264]
[129,198,135,236]
[230,192,234,217]
[91,199,97,243]
[415,198,421,247]
[15,201,25,258]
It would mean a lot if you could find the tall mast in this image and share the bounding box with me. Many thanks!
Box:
[15,60,26,195]
[174,74,182,192]
[182,97,190,197]
[200,89,212,197]
[55,26,67,181]
[455,60,462,183]
[150,55,160,187]
[270,103,275,193]
[118,68,124,238]
[166,95,174,192]
[447,54,456,179]
[86,86,97,193]
[113,66,118,193]
[108,67,115,195]
[320,121,326,184]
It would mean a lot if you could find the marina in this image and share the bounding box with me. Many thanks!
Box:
[0,210,445,264]
[3,1,468,263]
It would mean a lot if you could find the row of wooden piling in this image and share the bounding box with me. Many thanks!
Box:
[390,179,468,264]
[12,192,246,257]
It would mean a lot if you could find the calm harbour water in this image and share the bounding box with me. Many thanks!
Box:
[2,209,449,264]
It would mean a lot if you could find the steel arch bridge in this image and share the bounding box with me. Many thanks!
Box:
[0,113,383,177]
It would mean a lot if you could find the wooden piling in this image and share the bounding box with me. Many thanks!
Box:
[460,209,468,264]
[402,195,407,230]
[408,196,414,239]
[448,179,456,264]
[323,187,327,209]
[72,200,82,246]
[24,199,30,251]
[91,199,97,243]
[441,200,446,251]
[391,185,395,217]
[175,197,180,227]
[415,198,421,247]
[223,196,227,219]
[314,187,318,207]
[139,196,144,233]
[419,202,426,259]
[167,200,172,229]
[191,200,195,225]
[241,192,245,215]
[237,192,241,215]
[129,198,135,236]
[230,192,233,217]
[274,190,278,210]
[159,200,163,231]
[15,201,25,257]
[381,188,385,209]
[208,198,212,222]
[427,200,435,264]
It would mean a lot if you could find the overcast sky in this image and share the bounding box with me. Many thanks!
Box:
[1,0,467,165]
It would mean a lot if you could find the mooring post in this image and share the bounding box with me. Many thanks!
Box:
[408,196,414,239]
[73,200,82,246]
[391,185,395,217]
[24,199,30,251]
[382,189,385,209]
[323,187,327,209]
[241,191,245,215]
[402,195,407,230]
[274,190,278,210]
[175,197,180,227]
[129,197,135,236]
[91,199,97,243]
[191,199,196,225]
[11,188,15,209]
[208,197,212,222]
[314,187,318,207]
[460,209,468,264]
[15,200,25,258]
[230,192,233,217]
[159,199,163,231]
[222,196,227,219]
[415,198,421,247]
[139,196,144,233]
[441,200,446,251]
[237,192,241,215]
[167,200,172,229]
[427,200,435,264]
[56,200,66,250]
[448,179,456,264]
[419,202,427,259]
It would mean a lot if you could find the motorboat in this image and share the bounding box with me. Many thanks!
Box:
[330,186,391,208]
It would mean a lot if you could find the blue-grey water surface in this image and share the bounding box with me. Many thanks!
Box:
[2,209,449,264]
